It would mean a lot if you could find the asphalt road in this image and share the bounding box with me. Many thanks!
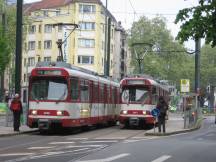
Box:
[0,116,215,162]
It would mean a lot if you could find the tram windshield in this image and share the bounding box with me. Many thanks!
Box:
[121,86,150,103]
[30,77,68,101]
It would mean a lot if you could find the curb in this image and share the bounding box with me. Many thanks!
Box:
[145,118,203,136]
[0,129,38,137]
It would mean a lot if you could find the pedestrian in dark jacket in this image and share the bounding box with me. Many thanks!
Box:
[10,94,23,132]
[156,96,168,133]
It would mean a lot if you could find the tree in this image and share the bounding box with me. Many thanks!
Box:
[128,16,194,89]
[175,0,216,47]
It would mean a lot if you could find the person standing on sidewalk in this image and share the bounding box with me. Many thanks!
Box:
[157,96,168,133]
[10,94,23,132]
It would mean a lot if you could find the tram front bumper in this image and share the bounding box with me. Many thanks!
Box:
[119,115,155,126]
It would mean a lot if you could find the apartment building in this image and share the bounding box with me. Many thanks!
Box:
[22,0,128,102]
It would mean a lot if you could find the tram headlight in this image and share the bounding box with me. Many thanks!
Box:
[57,111,64,116]
[143,111,147,115]
[122,110,127,115]
[31,110,37,115]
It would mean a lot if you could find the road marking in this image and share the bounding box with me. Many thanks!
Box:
[81,140,118,143]
[28,146,55,150]
[94,137,126,140]
[197,138,203,141]
[49,141,75,145]
[7,148,90,162]
[152,155,172,162]
[206,133,215,137]
[66,144,106,148]
[67,138,88,140]
[76,153,130,162]
[123,139,140,143]
[0,153,34,157]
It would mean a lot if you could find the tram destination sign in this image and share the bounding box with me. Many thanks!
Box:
[37,70,62,75]
[128,80,145,85]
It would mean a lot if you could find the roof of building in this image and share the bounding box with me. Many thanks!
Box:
[24,0,73,13]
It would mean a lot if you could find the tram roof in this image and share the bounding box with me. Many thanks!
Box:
[34,62,119,87]
[120,77,169,91]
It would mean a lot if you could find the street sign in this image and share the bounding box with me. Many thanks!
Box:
[180,79,190,93]
[151,108,160,118]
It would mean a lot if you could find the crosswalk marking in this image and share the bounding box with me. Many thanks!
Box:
[81,140,118,143]
[152,155,172,162]
[28,146,55,150]
[49,141,75,145]
[67,138,88,140]
[0,153,34,157]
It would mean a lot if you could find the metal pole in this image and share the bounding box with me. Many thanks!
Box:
[195,38,201,94]
[106,17,111,76]
[0,1,6,101]
[15,0,23,94]
[104,0,107,76]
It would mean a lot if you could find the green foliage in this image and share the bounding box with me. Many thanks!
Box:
[128,16,195,90]
[200,45,216,87]
[175,0,216,47]
[0,28,11,74]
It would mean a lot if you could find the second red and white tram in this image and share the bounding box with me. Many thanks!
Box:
[119,76,169,128]
[27,62,120,131]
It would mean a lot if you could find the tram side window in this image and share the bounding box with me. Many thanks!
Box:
[111,88,116,104]
[152,87,158,104]
[70,78,79,101]
[99,84,104,102]
[93,84,99,102]
[80,80,89,102]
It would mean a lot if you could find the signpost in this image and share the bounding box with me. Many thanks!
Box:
[151,108,160,133]
[180,79,190,93]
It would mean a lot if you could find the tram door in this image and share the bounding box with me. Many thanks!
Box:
[93,83,99,123]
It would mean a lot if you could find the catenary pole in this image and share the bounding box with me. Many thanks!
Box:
[104,0,107,76]
[15,0,23,94]
[195,38,201,94]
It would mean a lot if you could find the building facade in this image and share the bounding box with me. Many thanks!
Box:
[22,0,127,102]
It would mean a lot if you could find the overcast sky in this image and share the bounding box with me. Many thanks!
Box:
[24,0,199,49]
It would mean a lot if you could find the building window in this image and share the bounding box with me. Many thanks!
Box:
[44,24,52,33]
[43,10,48,17]
[56,9,61,16]
[29,25,36,34]
[44,40,52,49]
[38,41,41,49]
[24,74,26,82]
[24,42,27,51]
[78,56,94,64]
[39,25,42,33]
[28,57,35,67]
[79,22,95,30]
[79,4,96,13]
[78,39,95,48]
[111,44,114,53]
[102,41,105,50]
[58,25,62,32]
[111,28,114,38]
[28,41,35,50]
[44,57,51,62]
[24,58,26,66]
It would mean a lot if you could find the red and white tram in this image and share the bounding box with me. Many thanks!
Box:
[119,76,169,128]
[27,62,120,130]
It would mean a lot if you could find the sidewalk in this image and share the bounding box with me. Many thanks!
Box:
[0,113,38,137]
[145,112,203,136]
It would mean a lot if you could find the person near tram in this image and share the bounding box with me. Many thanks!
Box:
[156,96,168,133]
[10,93,23,132]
